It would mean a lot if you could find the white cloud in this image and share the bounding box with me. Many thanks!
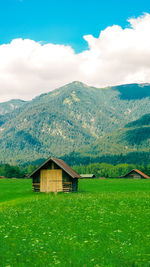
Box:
[0,13,150,102]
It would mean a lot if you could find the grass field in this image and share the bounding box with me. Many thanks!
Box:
[0,178,150,267]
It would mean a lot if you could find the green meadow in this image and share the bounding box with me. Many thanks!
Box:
[0,179,150,267]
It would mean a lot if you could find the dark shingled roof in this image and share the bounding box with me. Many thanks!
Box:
[29,157,81,179]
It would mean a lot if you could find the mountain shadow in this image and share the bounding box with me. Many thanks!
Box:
[126,114,150,127]
[112,83,150,100]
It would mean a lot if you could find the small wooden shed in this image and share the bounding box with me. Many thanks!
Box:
[120,169,150,179]
[29,157,81,193]
[0,176,5,179]
[80,174,96,179]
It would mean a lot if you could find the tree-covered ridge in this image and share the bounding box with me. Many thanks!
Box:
[0,81,150,165]
[111,83,150,100]
[0,99,25,115]
[73,112,150,163]
[126,113,150,127]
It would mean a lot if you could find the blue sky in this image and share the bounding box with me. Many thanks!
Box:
[1,0,150,101]
[1,0,150,52]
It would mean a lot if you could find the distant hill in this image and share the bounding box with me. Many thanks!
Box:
[0,81,150,165]
[0,99,25,115]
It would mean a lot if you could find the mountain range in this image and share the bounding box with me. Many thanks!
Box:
[0,81,150,165]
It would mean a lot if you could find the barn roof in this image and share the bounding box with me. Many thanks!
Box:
[80,174,95,178]
[29,157,81,179]
[122,169,150,179]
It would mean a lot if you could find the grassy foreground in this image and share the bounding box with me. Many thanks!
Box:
[0,179,150,267]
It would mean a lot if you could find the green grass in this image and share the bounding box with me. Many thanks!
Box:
[0,179,150,267]
[0,179,32,203]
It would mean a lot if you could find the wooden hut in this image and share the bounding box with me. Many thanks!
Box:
[120,169,150,179]
[80,174,96,179]
[29,157,81,193]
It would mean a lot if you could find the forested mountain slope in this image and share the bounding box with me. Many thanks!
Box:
[0,81,150,165]
[0,99,25,115]
[75,112,150,165]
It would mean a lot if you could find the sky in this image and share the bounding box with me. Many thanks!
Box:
[0,0,150,101]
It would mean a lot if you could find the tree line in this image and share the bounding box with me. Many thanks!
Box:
[73,162,150,178]
[0,164,37,178]
[0,162,150,178]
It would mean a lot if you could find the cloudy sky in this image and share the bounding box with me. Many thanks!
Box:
[0,0,150,102]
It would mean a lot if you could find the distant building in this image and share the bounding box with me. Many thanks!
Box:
[80,174,96,179]
[120,169,150,179]
[0,176,5,179]
[29,157,81,193]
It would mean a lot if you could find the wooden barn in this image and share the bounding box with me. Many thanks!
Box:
[29,157,81,193]
[120,169,150,179]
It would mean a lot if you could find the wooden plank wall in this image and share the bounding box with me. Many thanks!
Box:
[40,169,62,192]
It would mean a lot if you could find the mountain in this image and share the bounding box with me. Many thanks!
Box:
[75,112,150,165]
[0,81,150,165]
[0,99,25,115]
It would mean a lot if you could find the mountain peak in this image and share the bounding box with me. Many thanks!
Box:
[66,81,90,88]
